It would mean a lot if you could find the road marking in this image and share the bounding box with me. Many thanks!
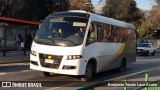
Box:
[21,70,32,72]
[0,62,29,66]
[23,75,38,78]
[138,59,160,62]
[45,83,78,90]
[0,72,7,75]
[0,70,32,76]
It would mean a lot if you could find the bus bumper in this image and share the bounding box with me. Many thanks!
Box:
[30,55,87,76]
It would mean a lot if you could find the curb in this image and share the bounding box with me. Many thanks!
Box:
[0,59,29,64]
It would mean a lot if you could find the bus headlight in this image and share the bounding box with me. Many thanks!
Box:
[67,55,82,60]
[31,50,37,56]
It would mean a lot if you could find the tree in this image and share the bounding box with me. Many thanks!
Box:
[146,4,160,39]
[102,0,119,18]
[102,0,143,24]
[0,0,69,21]
[147,5,160,30]
[7,0,50,21]
[69,0,93,12]
[45,0,69,13]
[138,21,151,39]
[0,0,10,16]
[155,0,160,4]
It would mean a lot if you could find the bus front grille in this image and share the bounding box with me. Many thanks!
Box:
[39,53,63,69]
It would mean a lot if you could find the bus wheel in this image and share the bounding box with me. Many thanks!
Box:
[118,60,126,72]
[43,71,52,77]
[81,63,94,82]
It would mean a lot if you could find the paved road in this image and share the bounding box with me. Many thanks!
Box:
[0,53,160,90]
[0,63,29,72]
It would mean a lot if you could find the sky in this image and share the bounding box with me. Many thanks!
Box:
[91,0,156,10]
[135,0,155,10]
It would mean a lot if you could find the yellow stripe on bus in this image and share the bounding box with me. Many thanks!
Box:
[113,43,125,59]
[108,43,125,64]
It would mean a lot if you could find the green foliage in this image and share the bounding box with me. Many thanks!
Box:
[138,22,151,39]
[102,0,143,23]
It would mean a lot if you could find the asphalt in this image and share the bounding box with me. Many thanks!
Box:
[0,51,30,64]
[0,51,160,90]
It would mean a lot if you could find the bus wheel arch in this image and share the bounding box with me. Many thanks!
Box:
[81,58,97,82]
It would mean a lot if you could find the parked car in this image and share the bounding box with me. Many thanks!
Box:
[137,43,156,56]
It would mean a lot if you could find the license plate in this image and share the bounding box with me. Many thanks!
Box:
[45,59,54,64]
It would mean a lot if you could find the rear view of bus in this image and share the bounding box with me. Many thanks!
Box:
[30,11,91,80]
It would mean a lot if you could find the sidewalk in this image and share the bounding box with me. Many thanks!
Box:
[0,51,30,64]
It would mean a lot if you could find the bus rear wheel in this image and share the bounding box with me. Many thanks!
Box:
[81,63,94,82]
[118,59,126,72]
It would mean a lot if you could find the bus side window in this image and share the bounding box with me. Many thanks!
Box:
[86,22,97,45]
[97,24,103,41]
[97,23,110,42]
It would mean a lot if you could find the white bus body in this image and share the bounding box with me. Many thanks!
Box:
[30,10,136,81]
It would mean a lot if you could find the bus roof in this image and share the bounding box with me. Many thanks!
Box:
[90,14,136,29]
[69,10,136,29]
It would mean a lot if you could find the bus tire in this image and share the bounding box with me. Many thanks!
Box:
[43,71,52,77]
[118,59,126,72]
[81,63,94,82]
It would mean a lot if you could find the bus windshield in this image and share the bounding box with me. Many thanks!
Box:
[34,15,89,46]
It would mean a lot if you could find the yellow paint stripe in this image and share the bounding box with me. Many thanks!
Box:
[107,43,125,64]
[112,43,125,60]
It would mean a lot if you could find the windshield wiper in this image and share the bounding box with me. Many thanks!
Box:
[47,37,56,44]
